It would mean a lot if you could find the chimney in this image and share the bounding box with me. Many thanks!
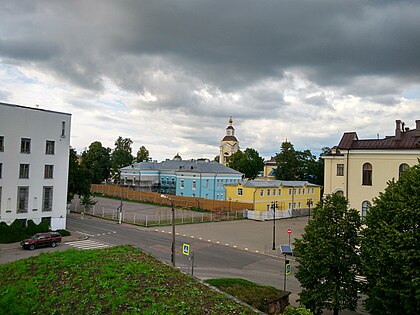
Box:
[416,120,420,137]
[395,120,402,139]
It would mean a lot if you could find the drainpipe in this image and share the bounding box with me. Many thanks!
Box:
[253,188,257,210]
[346,150,349,199]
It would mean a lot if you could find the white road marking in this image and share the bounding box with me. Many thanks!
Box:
[66,240,110,250]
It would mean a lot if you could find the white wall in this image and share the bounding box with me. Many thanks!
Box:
[0,103,71,230]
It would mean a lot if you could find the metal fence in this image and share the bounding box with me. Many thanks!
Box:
[70,202,246,227]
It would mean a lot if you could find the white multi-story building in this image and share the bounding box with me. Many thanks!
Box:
[0,102,71,230]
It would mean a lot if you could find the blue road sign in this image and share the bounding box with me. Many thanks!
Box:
[182,243,190,256]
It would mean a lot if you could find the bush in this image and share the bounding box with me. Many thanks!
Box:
[0,220,50,243]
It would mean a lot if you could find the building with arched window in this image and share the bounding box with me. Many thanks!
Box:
[323,119,420,216]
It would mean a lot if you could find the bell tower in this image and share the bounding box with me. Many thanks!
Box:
[219,115,239,165]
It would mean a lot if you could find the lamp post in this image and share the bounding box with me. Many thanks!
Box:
[161,194,176,267]
[271,201,278,250]
[307,198,312,221]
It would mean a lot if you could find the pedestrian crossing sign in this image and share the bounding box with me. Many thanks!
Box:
[285,260,291,275]
[182,243,190,256]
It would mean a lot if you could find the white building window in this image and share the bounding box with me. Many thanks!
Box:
[19,164,29,178]
[337,164,344,176]
[44,165,54,179]
[289,189,292,195]
[180,179,184,189]
[61,121,66,137]
[273,189,276,196]
[0,163,2,178]
[45,140,55,155]
[302,188,305,194]
[21,138,31,153]
[17,187,29,213]
[0,136,4,151]
[206,179,209,188]
[260,189,264,197]
[42,187,53,212]
[192,180,196,190]
[278,189,282,196]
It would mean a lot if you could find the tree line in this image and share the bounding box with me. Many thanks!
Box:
[227,140,328,185]
[68,138,328,203]
[67,136,149,203]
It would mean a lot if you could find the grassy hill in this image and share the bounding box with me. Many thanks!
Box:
[0,246,255,315]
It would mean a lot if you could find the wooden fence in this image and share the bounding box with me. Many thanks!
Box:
[91,184,253,212]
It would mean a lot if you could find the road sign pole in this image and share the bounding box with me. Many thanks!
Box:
[191,252,195,276]
[283,254,287,291]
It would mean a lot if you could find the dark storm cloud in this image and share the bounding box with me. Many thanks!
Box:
[1,0,420,110]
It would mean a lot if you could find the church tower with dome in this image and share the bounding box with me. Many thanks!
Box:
[219,115,239,165]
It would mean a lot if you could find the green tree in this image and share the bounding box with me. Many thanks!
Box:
[136,145,150,163]
[361,162,420,315]
[81,141,111,184]
[227,148,264,179]
[295,194,362,315]
[67,148,91,202]
[274,141,325,185]
[110,136,134,182]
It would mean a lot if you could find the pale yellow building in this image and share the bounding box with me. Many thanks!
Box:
[226,179,321,220]
[220,115,239,165]
[323,119,420,220]
[263,159,277,178]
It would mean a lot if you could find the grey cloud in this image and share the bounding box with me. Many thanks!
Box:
[1,1,420,96]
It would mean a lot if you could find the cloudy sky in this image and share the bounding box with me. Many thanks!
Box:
[1,1,419,161]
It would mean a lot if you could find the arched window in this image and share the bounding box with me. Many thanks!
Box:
[362,163,372,186]
[361,201,371,222]
[335,190,344,197]
[399,163,410,178]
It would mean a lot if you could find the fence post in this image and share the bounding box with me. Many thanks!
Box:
[211,212,213,222]
[102,207,105,218]
[158,215,160,226]
[182,213,184,224]
[202,213,204,222]
[92,205,95,215]
[145,215,148,227]
[191,212,194,223]
[133,214,136,224]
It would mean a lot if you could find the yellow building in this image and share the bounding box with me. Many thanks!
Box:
[225,180,321,220]
[323,119,420,220]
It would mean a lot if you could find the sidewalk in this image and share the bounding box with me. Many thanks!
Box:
[0,231,86,251]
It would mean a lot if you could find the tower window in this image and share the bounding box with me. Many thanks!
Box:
[337,164,344,176]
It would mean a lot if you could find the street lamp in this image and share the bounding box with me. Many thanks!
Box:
[161,194,176,267]
[307,198,312,221]
[271,201,278,250]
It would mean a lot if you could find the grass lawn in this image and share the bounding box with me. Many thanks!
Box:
[205,278,288,313]
[0,246,255,315]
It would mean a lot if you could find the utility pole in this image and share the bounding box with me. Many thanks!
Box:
[161,194,176,267]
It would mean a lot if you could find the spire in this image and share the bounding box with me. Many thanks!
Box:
[229,115,233,126]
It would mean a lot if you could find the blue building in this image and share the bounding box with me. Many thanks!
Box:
[120,156,243,200]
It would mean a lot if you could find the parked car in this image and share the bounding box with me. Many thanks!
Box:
[20,232,62,250]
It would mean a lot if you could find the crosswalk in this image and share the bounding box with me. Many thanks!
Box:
[66,240,110,250]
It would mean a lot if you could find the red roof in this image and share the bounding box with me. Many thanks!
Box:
[337,129,419,150]
[222,135,238,142]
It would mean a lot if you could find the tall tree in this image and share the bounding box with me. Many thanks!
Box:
[81,141,111,184]
[227,148,264,179]
[295,194,362,315]
[274,141,325,185]
[136,145,150,163]
[361,162,420,315]
[110,136,134,182]
[67,148,91,202]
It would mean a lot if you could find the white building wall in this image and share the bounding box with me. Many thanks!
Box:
[0,103,71,230]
